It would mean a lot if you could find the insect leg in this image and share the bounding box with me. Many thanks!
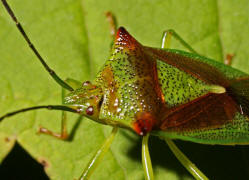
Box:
[165,139,209,180]
[160,34,208,179]
[79,127,118,180]
[38,111,68,140]
[161,29,198,54]
[224,53,234,66]
[1,0,73,91]
[142,134,154,180]
[106,11,117,40]
[38,78,82,140]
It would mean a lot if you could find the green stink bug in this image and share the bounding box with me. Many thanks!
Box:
[0,0,249,180]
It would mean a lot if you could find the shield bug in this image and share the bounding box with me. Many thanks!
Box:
[0,1,249,180]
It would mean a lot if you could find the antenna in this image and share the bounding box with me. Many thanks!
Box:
[1,0,74,91]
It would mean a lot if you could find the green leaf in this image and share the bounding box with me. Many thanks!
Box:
[0,0,248,180]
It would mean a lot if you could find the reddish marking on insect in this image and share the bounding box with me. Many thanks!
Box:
[102,65,115,87]
[115,27,139,50]
[133,112,156,136]
[101,65,119,113]
[86,106,94,115]
[152,57,166,104]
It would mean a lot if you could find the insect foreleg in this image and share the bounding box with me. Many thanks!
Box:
[38,78,82,140]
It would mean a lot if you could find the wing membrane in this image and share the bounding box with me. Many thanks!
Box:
[160,93,238,131]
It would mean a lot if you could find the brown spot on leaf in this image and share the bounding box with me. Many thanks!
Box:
[38,158,50,169]
[4,137,10,142]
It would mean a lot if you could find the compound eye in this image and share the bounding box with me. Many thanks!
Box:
[86,106,94,115]
[82,81,91,86]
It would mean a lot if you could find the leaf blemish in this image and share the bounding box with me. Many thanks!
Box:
[4,137,10,142]
[38,157,50,168]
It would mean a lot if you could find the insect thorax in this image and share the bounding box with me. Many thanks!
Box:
[94,28,167,135]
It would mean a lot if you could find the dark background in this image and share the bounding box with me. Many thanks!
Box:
[1,138,249,180]
[0,143,49,180]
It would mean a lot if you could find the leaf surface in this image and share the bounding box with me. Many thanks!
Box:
[0,0,248,179]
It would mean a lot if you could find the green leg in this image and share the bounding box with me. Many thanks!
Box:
[1,0,73,91]
[38,78,82,140]
[161,33,208,180]
[79,127,118,180]
[165,139,209,180]
[142,133,154,180]
[161,29,198,54]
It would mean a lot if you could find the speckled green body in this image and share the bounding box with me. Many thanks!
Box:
[153,49,249,145]
[65,27,249,145]
[94,35,164,131]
